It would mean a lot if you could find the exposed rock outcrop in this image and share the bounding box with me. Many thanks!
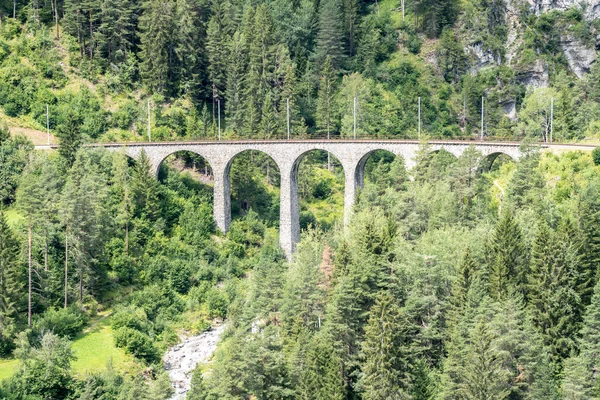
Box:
[516,59,550,87]
[466,42,502,74]
[529,0,600,20]
[560,34,597,77]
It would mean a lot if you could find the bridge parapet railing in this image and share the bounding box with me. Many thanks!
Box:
[96,132,543,145]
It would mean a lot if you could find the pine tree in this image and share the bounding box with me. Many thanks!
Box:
[316,56,337,138]
[130,149,160,221]
[297,333,345,400]
[61,152,110,304]
[57,112,83,168]
[16,160,45,327]
[578,183,600,305]
[279,63,307,137]
[451,247,478,313]
[96,0,136,65]
[187,367,208,400]
[487,211,526,299]
[315,0,347,71]
[139,0,175,93]
[206,1,232,101]
[0,211,21,355]
[527,220,581,365]
[562,280,600,398]
[174,0,205,98]
[260,90,277,138]
[360,291,412,400]
[226,31,246,134]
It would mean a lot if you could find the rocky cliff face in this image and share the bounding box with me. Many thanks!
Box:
[560,34,597,77]
[529,0,600,20]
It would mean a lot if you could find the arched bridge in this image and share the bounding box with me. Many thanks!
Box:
[95,139,543,258]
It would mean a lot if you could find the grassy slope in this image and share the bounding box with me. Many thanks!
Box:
[0,314,136,383]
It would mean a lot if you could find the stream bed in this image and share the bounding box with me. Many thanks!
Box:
[163,324,225,399]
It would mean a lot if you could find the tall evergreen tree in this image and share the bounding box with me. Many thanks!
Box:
[0,211,21,355]
[174,0,206,98]
[527,220,581,365]
[316,56,337,138]
[57,112,83,168]
[139,0,175,93]
[360,291,412,400]
[487,211,526,299]
[578,183,600,304]
[206,0,232,101]
[562,280,600,399]
[96,0,137,65]
[315,0,347,71]
[226,31,246,134]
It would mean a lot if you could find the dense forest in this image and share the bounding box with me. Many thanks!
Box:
[0,0,599,142]
[1,0,600,399]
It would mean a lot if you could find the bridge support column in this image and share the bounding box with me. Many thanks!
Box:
[212,163,231,234]
[344,160,362,226]
[280,162,300,260]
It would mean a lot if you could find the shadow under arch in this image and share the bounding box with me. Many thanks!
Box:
[479,152,515,173]
[292,149,345,231]
[226,149,281,224]
[156,150,214,196]
[355,149,405,188]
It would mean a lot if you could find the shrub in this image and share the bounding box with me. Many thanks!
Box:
[205,288,228,318]
[34,307,88,339]
[113,327,156,363]
[592,147,600,166]
[110,307,149,333]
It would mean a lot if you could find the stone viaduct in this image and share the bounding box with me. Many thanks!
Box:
[99,139,529,258]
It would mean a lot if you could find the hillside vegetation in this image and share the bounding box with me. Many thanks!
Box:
[1,1,600,399]
[0,0,599,144]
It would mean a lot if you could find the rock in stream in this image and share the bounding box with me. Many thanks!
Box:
[163,325,225,399]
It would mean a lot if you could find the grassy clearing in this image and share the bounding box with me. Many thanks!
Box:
[71,314,137,377]
[0,314,137,383]
[0,359,18,382]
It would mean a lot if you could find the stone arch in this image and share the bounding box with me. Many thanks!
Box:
[354,149,399,190]
[224,149,281,227]
[479,152,515,172]
[155,150,214,184]
[277,147,348,257]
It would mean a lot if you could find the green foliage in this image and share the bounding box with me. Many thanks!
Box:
[33,307,88,339]
[113,326,157,363]
[593,147,600,166]
[5,332,76,399]
[0,211,20,356]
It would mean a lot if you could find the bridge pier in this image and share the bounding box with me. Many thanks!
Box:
[280,161,300,258]
[213,163,231,234]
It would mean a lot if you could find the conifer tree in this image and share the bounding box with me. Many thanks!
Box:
[57,112,83,168]
[96,0,136,65]
[451,247,478,314]
[527,220,581,365]
[316,56,337,138]
[562,280,600,398]
[226,31,246,134]
[139,0,175,93]
[174,0,204,98]
[0,211,21,355]
[315,0,347,71]
[16,160,45,327]
[487,211,526,299]
[360,291,412,400]
[130,149,159,221]
[206,1,232,101]
[578,183,600,304]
